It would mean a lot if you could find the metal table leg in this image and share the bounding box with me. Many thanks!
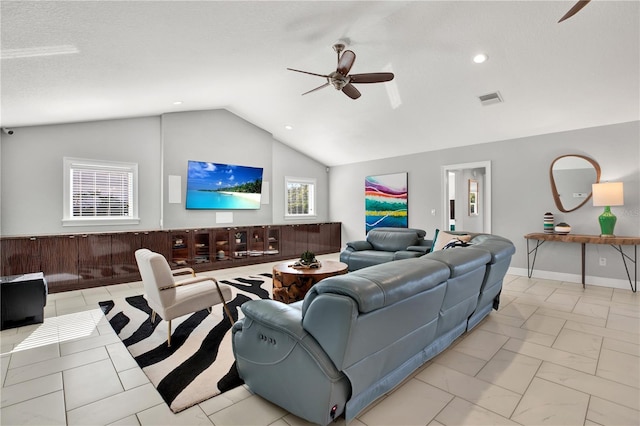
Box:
[610,244,637,293]
[581,243,586,289]
[527,239,544,279]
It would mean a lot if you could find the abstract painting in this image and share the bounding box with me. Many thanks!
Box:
[365,172,408,232]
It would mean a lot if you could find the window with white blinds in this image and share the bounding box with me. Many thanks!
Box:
[285,177,316,218]
[63,157,139,226]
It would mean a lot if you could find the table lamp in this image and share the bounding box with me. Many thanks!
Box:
[592,182,624,237]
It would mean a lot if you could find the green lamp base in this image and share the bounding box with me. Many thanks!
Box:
[598,206,617,237]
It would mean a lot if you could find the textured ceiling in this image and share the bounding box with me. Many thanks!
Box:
[1,1,638,166]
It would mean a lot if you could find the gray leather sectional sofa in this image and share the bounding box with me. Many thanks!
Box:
[231,233,515,425]
[339,227,433,271]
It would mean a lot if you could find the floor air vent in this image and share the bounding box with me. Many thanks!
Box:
[478,92,503,106]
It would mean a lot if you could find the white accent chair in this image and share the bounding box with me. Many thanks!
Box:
[135,248,234,347]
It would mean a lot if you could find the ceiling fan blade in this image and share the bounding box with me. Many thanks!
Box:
[337,50,356,75]
[301,82,330,96]
[558,0,591,23]
[350,72,395,84]
[287,68,329,78]
[342,83,361,99]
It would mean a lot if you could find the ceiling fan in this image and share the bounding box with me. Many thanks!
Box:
[287,43,394,100]
[558,0,591,22]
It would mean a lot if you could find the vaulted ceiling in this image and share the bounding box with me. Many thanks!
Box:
[1,1,638,166]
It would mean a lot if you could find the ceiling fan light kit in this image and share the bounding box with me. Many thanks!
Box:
[288,43,394,100]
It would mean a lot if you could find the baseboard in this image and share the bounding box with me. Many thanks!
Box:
[508,267,634,291]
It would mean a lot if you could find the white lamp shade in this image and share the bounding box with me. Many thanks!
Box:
[592,182,624,207]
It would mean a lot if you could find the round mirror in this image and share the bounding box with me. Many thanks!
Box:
[550,155,601,213]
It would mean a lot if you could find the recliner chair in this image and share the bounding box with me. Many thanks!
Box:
[340,227,432,271]
[134,248,234,346]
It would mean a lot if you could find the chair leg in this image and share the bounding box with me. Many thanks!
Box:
[221,301,234,327]
[212,278,235,327]
[167,320,172,347]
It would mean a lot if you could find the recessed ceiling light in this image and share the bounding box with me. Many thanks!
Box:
[172,101,183,105]
[473,53,488,64]
[284,125,293,130]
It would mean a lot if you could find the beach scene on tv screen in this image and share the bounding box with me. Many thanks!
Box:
[186,160,263,209]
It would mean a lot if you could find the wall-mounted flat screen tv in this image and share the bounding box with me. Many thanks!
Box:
[185,160,263,209]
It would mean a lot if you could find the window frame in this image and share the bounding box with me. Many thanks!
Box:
[284,176,316,219]
[62,157,140,226]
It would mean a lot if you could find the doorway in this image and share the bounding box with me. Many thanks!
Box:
[442,161,491,233]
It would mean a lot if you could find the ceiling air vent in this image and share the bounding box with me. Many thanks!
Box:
[478,91,503,106]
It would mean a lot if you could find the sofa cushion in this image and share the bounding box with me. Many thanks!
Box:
[367,229,419,252]
[346,250,395,271]
[302,258,450,314]
[346,240,373,251]
[393,250,425,260]
[470,233,512,245]
[424,248,491,278]
[468,238,516,264]
[405,245,430,254]
[372,227,427,238]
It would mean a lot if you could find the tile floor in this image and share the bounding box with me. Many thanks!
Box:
[1,253,639,425]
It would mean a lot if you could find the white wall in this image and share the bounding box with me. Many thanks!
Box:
[0,109,330,236]
[3,111,637,287]
[161,110,274,229]
[330,121,640,285]
[0,117,162,235]
[272,141,329,224]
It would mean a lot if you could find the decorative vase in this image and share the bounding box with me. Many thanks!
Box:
[598,206,617,237]
[555,222,571,235]
[217,250,225,260]
[544,212,554,234]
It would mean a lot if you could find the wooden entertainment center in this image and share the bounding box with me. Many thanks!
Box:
[1,222,341,293]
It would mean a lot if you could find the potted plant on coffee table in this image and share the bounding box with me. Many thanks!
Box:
[294,251,320,268]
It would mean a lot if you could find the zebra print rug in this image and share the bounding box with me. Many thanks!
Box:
[98,273,272,413]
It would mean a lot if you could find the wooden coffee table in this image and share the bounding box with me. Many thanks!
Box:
[272,260,348,304]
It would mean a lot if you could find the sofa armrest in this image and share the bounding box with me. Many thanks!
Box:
[346,240,373,251]
[233,300,342,377]
[405,245,430,254]
[172,267,195,277]
[406,239,433,253]
[238,299,307,339]
[232,300,350,426]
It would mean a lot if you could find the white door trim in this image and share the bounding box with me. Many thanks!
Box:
[441,160,492,233]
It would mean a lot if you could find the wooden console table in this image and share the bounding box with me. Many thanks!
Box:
[524,233,639,293]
